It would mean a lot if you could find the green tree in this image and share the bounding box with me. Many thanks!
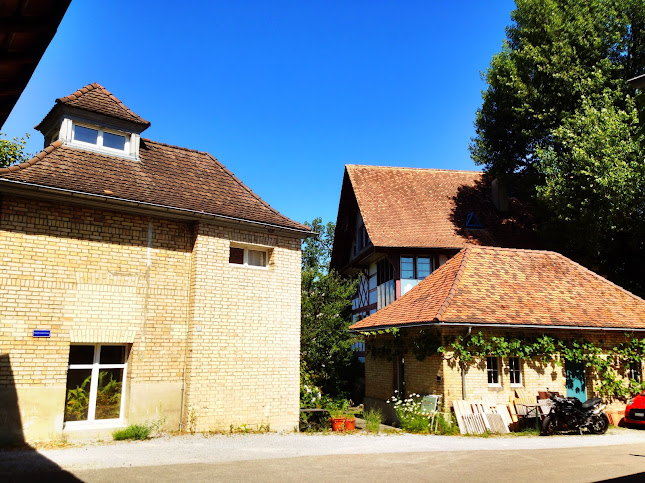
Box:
[0,133,30,167]
[301,218,359,398]
[471,0,645,296]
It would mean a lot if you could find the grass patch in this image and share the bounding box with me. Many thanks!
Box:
[363,409,383,433]
[435,413,460,435]
[113,424,151,441]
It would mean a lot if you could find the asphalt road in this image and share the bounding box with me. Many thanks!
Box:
[7,443,645,482]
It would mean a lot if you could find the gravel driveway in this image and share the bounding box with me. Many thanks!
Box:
[1,428,645,474]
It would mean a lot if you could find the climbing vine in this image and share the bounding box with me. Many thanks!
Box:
[360,329,645,400]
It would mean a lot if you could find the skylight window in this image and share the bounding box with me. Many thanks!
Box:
[71,122,130,154]
[466,212,483,228]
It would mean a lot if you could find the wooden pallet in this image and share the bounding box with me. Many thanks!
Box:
[452,399,511,434]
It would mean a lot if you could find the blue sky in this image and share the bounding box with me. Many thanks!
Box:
[2,0,516,226]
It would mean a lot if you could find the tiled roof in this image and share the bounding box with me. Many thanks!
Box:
[36,83,150,129]
[350,246,645,331]
[345,165,532,249]
[0,140,309,233]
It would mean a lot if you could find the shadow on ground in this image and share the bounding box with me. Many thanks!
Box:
[0,354,82,482]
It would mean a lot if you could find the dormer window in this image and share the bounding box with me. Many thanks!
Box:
[71,122,129,154]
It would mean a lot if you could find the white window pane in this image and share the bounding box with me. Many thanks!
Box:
[74,125,98,144]
[247,249,266,267]
[103,132,126,150]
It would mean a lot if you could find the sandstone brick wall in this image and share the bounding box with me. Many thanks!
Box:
[183,222,301,432]
[0,195,301,441]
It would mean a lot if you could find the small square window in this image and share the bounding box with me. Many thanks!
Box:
[229,245,268,268]
[229,247,245,265]
[247,249,266,267]
[487,356,500,385]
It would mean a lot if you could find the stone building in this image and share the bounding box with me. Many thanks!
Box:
[350,246,645,416]
[0,83,311,442]
[330,164,645,417]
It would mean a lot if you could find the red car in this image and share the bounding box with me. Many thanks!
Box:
[625,391,645,426]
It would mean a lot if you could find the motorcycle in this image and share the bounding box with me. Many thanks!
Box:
[541,394,609,435]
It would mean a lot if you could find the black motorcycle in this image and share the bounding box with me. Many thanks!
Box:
[541,394,609,435]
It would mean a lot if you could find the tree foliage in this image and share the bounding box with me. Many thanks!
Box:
[471,0,645,296]
[0,133,30,168]
[301,218,359,398]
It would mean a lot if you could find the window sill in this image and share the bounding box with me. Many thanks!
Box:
[487,383,502,388]
[510,383,523,388]
[229,263,269,270]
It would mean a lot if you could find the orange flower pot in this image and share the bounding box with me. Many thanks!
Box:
[344,418,356,431]
[330,418,346,431]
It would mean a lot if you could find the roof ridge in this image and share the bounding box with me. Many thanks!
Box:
[346,164,483,174]
[470,246,559,256]
[142,139,291,218]
[435,248,471,321]
[141,138,207,154]
[0,140,63,174]
[57,83,150,126]
[204,153,288,219]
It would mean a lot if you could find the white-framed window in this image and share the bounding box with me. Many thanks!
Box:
[486,356,500,385]
[64,344,129,426]
[229,245,269,268]
[509,357,522,386]
[71,122,130,154]
[629,361,642,382]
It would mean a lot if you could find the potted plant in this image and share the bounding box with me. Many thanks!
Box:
[329,407,346,431]
[328,399,350,431]
[344,409,356,431]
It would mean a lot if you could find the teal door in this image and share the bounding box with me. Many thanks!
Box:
[566,361,587,401]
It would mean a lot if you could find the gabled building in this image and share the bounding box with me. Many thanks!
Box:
[330,165,532,322]
[350,246,645,414]
[0,83,311,442]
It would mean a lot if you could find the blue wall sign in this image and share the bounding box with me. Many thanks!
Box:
[32,330,51,338]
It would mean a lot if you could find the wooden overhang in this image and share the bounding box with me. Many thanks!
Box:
[0,0,71,127]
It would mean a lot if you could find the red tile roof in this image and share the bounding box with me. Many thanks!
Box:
[346,165,503,248]
[36,83,150,129]
[350,246,645,331]
[0,139,309,233]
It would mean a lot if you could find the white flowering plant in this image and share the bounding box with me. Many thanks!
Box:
[386,391,433,433]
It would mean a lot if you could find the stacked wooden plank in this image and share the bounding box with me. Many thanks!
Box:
[452,399,512,434]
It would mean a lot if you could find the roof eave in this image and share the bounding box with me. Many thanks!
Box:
[0,179,314,238]
[351,320,645,333]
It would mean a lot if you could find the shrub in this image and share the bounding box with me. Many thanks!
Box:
[435,413,460,435]
[363,409,383,433]
[386,392,433,433]
[113,424,151,441]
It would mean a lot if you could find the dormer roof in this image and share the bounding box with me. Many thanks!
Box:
[35,83,150,135]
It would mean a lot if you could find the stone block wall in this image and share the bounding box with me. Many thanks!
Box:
[364,327,641,416]
[184,222,301,432]
[0,195,301,441]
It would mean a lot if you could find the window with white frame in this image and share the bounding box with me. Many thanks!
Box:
[509,357,522,386]
[629,361,642,382]
[486,356,500,385]
[71,122,130,154]
[64,345,129,425]
[229,245,269,268]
